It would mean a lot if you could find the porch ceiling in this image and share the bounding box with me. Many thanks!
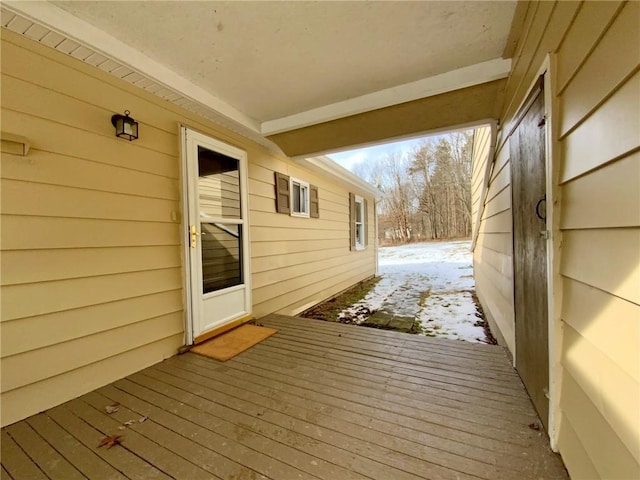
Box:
[4,1,522,156]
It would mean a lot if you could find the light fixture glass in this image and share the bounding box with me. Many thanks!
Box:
[111,110,139,141]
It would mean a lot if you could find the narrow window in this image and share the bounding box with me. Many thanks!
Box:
[291,178,310,217]
[354,195,365,249]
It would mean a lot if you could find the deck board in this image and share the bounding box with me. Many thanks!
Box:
[1,314,568,479]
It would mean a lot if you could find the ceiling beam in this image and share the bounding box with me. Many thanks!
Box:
[266,79,507,158]
[261,58,511,136]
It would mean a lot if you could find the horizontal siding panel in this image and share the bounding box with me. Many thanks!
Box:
[559,1,639,136]
[1,74,178,155]
[0,334,182,428]
[556,1,625,92]
[500,0,554,124]
[252,253,358,290]
[255,265,374,318]
[483,186,511,219]
[1,216,180,250]
[557,409,602,480]
[474,245,513,280]
[473,253,514,304]
[0,290,183,357]
[250,239,348,258]
[560,229,640,304]
[562,278,639,381]
[2,109,178,178]
[253,255,373,305]
[475,232,513,256]
[504,1,580,126]
[1,150,179,200]
[560,71,640,183]
[492,136,510,177]
[3,37,203,139]
[560,359,640,475]
[252,247,346,274]
[2,268,182,322]
[1,179,179,223]
[249,210,344,230]
[1,246,181,285]
[487,162,510,198]
[479,210,512,234]
[250,225,347,242]
[474,266,515,354]
[561,152,640,229]
[2,312,183,392]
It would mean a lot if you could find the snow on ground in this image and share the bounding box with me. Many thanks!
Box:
[338,240,488,343]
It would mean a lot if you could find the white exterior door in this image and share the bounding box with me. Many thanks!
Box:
[182,128,251,343]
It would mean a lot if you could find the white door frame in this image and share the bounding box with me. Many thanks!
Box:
[180,126,252,345]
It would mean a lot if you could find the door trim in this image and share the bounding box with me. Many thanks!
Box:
[179,125,252,345]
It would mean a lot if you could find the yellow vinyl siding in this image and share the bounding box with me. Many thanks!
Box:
[0,28,376,426]
[556,1,639,475]
[471,125,516,353]
[472,1,639,477]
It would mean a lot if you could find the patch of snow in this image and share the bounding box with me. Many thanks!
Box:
[339,240,488,343]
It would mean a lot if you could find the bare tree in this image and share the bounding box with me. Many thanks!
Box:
[345,131,474,244]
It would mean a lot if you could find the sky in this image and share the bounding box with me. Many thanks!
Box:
[327,137,426,171]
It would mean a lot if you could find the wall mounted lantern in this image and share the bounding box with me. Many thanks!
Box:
[111,110,139,141]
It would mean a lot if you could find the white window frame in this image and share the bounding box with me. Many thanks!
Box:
[354,195,365,250]
[290,177,310,217]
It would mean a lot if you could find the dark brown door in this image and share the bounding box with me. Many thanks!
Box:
[510,76,549,430]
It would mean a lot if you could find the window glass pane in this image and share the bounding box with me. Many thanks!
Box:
[201,222,242,293]
[355,200,363,222]
[198,146,241,219]
[292,182,301,212]
[356,224,363,245]
[301,186,308,213]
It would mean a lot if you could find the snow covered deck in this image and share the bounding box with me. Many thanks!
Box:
[1,315,568,480]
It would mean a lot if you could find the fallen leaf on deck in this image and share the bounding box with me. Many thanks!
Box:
[528,422,541,431]
[98,435,123,449]
[118,426,126,431]
[123,420,136,426]
[138,416,148,423]
[105,403,120,414]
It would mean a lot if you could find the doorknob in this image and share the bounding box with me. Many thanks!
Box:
[189,225,200,248]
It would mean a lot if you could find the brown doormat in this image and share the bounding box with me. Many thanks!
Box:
[190,324,277,361]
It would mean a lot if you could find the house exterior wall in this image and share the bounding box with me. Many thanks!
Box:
[472,1,639,478]
[470,125,515,354]
[0,30,376,427]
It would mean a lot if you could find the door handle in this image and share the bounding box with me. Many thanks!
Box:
[535,196,546,222]
[189,225,200,248]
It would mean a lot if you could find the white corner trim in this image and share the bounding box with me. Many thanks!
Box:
[261,58,512,135]
[3,1,261,133]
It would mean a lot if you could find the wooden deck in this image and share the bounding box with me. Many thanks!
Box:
[1,314,568,480]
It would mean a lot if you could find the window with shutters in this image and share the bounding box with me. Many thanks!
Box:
[274,172,319,218]
[291,178,309,217]
[349,193,367,251]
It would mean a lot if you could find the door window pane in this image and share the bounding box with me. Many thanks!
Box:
[198,146,241,219]
[201,223,243,293]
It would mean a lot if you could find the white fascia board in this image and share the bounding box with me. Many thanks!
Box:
[4,1,261,133]
[299,156,383,200]
[262,58,512,136]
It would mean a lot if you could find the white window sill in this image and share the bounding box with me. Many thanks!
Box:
[291,212,310,218]
[355,244,365,251]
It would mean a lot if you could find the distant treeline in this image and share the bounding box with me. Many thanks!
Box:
[353,131,473,244]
